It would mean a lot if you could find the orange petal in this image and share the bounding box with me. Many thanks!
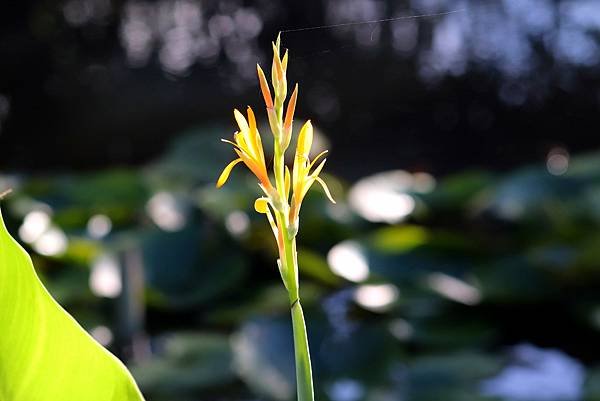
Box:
[247,106,257,133]
[256,64,273,108]
[234,148,259,174]
[216,158,242,188]
[284,84,298,130]
[235,149,271,188]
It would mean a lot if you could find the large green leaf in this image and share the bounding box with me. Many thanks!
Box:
[0,208,144,401]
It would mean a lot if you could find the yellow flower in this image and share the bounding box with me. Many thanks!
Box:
[289,120,335,224]
[216,107,273,191]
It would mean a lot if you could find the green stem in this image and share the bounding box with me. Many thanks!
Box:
[281,231,314,401]
[272,84,314,401]
[291,298,314,401]
[274,207,314,401]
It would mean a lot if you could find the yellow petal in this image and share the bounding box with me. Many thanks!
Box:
[293,121,313,186]
[272,42,284,84]
[234,132,251,156]
[282,49,289,72]
[254,198,269,213]
[300,158,327,199]
[310,157,327,179]
[315,177,336,203]
[296,120,313,161]
[246,107,264,161]
[308,150,329,171]
[221,138,241,150]
[234,109,249,134]
[216,158,242,188]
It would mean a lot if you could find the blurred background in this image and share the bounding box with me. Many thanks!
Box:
[1,0,600,400]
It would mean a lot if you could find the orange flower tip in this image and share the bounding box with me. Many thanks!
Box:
[257,64,274,108]
[284,85,298,128]
[282,49,289,71]
[271,43,284,79]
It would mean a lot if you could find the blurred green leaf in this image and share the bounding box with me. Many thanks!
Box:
[132,333,236,399]
[142,223,247,308]
[406,352,501,401]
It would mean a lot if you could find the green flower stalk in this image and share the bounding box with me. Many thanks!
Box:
[216,35,335,401]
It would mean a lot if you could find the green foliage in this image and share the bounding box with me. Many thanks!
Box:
[0,209,144,401]
[4,131,600,401]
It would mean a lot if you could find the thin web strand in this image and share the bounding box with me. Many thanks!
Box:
[279,9,465,34]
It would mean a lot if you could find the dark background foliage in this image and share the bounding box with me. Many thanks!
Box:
[1,0,599,176]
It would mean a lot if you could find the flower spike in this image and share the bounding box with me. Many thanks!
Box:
[216,36,335,401]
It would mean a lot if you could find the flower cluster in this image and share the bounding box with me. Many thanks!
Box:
[216,35,334,245]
